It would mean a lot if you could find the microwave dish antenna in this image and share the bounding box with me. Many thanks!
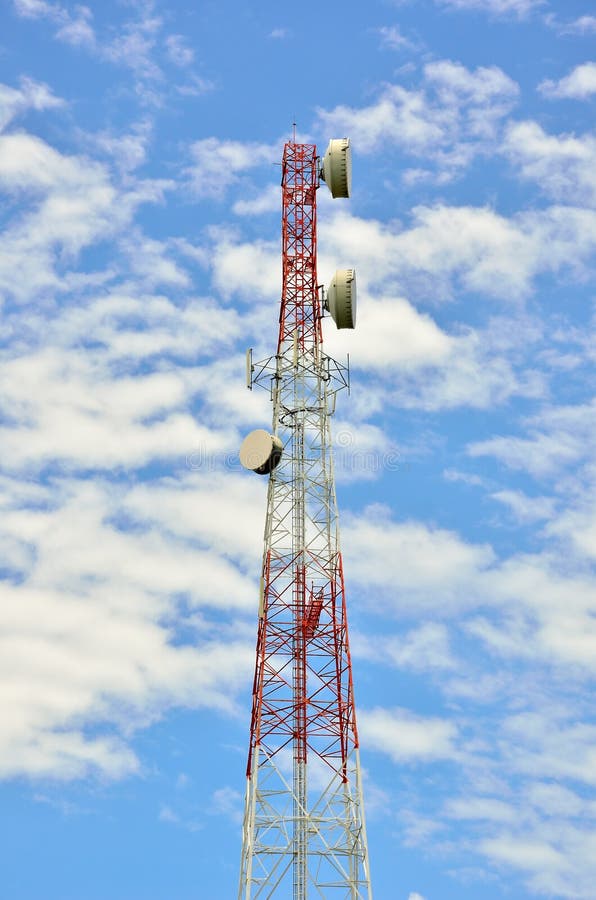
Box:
[321,137,351,198]
[239,429,283,475]
[326,268,357,329]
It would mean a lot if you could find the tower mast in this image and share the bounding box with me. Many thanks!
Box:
[238,137,371,899]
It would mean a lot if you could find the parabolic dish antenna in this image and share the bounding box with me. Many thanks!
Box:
[321,138,351,199]
[326,268,357,329]
[239,429,283,475]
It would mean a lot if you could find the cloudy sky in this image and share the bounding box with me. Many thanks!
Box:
[1,0,595,897]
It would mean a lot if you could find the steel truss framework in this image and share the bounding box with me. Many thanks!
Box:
[238,142,372,899]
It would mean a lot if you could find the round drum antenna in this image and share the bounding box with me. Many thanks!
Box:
[320,138,351,198]
[239,429,283,475]
[325,268,357,329]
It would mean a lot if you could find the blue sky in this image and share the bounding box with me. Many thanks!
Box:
[1,0,595,898]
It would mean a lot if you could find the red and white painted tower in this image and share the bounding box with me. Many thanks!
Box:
[238,137,371,899]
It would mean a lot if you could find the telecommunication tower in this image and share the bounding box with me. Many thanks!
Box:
[238,136,372,899]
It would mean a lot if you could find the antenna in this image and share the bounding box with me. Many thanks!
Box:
[237,138,371,898]
[320,137,352,198]
[325,268,357,329]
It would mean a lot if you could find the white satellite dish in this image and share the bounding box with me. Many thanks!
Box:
[326,269,356,329]
[240,429,283,475]
[321,138,351,199]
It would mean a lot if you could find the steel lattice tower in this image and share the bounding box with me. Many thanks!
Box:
[238,138,372,899]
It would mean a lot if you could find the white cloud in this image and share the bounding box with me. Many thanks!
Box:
[186,137,276,199]
[0,91,270,781]
[320,84,443,154]
[425,58,517,109]
[505,712,596,786]
[540,62,596,99]
[0,136,117,298]
[445,796,516,823]
[159,805,179,824]
[557,16,596,35]
[344,494,596,675]
[0,123,257,480]
[468,400,596,477]
[526,782,584,817]
[103,12,163,81]
[434,773,596,897]
[490,489,555,523]
[44,288,241,365]
[443,468,486,486]
[470,556,596,671]
[318,60,518,177]
[324,293,451,369]
[208,230,280,300]
[0,475,257,780]
[328,419,398,482]
[6,480,255,606]
[478,825,596,897]
[0,76,64,132]
[232,182,279,216]
[479,834,566,873]
[377,25,413,50]
[391,623,456,670]
[0,235,248,475]
[0,131,109,194]
[328,303,543,411]
[13,0,63,19]
[0,348,239,471]
[55,5,94,47]
[359,707,459,763]
[343,505,495,614]
[355,623,456,672]
[92,121,152,173]
[13,0,96,47]
[503,120,596,206]
[321,203,596,303]
[0,728,139,781]
[436,0,544,17]
[206,196,596,318]
[12,2,209,103]
[544,462,596,560]
[210,785,243,822]
[122,231,190,287]
[123,471,265,568]
[164,34,194,67]
[0,129,171,302]
[401,811,446,848]
[175,74,215,98]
